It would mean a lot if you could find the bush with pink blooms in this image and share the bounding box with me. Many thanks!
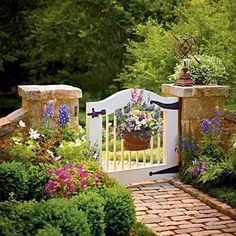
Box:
[45,161,115,198]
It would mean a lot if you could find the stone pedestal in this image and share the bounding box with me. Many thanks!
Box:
[162,84,229,142]
[18,85,82,128]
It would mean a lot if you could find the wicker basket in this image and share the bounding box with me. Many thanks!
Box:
[123,133,151,151]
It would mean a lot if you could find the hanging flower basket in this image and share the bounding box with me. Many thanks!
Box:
[124,133,151,151]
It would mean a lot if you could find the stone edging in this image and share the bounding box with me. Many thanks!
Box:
[168,178,236,221]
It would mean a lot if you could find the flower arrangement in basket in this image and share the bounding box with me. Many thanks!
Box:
[116,89,163,151]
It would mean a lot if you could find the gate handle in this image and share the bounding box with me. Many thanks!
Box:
[87,108,106,118]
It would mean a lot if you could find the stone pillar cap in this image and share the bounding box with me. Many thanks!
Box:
[18,84,82,101]
[162,84,229,97]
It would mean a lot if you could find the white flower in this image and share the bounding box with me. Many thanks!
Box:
[233,142,236,149]
[74,138,81,147]
[29,128,40,140]
[46,150,54,157]
[19,120,26,128]
[54,156,61,161]
[12,137,22,145]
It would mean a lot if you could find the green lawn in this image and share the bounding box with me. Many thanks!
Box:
[225,104,236,110]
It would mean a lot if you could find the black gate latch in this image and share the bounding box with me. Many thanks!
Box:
[87,108,106,118]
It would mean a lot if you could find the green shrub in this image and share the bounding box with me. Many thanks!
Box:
[0,161,29,201]
[0,199,91,236]
[101,185,136,236]
[27,163,49,201]
[170,55,227,85]
[201,143,225,163]
[9,144,36,163]
[34,198,90,236]
[131,222,157,236]
[71,191,105,236]
[36,224,63,236]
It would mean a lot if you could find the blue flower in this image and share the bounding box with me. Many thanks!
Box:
[154,108,160,119]
[58,104,70,127]
[201,119,209,134]
[146,105,154,111]
[115,109,122,118]
[43,100,54,124]
[125,102,131,113]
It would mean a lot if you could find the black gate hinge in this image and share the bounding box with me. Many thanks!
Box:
[87,108,106,118]
[149,165,179,176]
[150,100,179,110]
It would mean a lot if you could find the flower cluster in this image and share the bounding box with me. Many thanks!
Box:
[116,89,163,140]
[187,159,207,176]
[45,163,104,198]
[58,105,70,128]
[200,106,222,143]
[43,100,55,125]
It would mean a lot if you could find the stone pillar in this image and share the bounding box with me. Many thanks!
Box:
[18,85,82,128]
[162,84,229,143]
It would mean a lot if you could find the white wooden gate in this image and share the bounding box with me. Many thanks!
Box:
[86,89,179,185]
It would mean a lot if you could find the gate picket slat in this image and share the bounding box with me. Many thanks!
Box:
[113,113,117,171]
[121,139,124,170]
[143,150,146,167]
[105,115,109,171]
[157,133,161,164]
[150,136,154,166]
[128,151,131,169]
[136,151,139,168]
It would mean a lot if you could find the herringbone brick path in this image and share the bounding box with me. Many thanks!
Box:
[130,181,236,236]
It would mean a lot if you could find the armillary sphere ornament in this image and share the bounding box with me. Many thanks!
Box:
[173,35,199,86]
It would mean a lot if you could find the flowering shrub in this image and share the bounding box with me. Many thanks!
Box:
[187,158,208,177]
[45,162,106,198]
[116,89,163,140]
[8,98,96,164]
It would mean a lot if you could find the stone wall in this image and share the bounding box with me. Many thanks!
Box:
[0,85,82,137]
[162,84,229,144]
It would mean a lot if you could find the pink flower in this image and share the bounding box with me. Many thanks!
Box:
[81,179,87,189]
[64,163,72,169]
[69,186,76,192]
[79,171,89,178]
[66,179,73,186]
[63,193,72,198]
[47,168,53,174]
[97,171,103,177]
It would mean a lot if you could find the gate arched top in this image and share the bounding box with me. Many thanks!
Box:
[86,89,178,115]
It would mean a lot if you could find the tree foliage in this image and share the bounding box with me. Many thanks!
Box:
[119,0,236,101]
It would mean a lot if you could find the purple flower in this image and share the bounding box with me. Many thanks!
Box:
[215,109,220,120]
[192,159,197,165]
[43,100,54,124]
[201,119,209,134]
[58,104,70,127]
[154,108,160,119]
[125,102,131,113]
[146,106,154,111]
[115,109,123,118]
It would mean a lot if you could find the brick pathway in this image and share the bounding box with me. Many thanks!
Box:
[130,181,236,236]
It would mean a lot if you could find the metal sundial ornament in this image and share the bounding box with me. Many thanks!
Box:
[173,35,199,86]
